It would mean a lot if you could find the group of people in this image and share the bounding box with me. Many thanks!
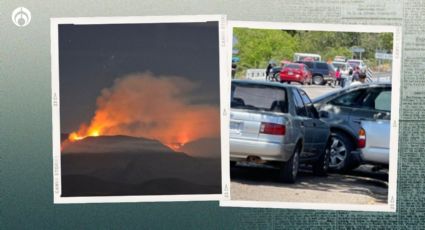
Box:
[266,61,367,87]
[335,66,367,88]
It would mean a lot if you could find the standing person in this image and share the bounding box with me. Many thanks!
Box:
[335,67,341,86]
[266,62,273,81]
[352,66,360,82]
[350,72,367,86]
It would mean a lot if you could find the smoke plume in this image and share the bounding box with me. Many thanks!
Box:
[67,73,220,150]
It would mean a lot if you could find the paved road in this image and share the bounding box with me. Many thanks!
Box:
[230,164,388,205]
[266,71,392,99]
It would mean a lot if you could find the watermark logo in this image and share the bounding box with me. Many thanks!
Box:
[11,7,31,27]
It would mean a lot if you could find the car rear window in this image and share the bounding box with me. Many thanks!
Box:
[316,62,328,69]
[231,83,288,113]
[286,64,300,69]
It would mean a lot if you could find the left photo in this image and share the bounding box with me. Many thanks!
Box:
[51,16,227,203]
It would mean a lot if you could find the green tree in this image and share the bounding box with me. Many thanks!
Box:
[234,28,299,77]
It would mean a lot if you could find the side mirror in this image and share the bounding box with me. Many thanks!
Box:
[319,110,329,118]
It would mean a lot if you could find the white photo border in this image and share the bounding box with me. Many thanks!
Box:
[220,20,401,212]
[51,15,229,204]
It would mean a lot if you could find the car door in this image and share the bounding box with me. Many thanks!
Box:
[321,88,369,131]
[299,89,329,154]
[292,88,315,156]
[349,87,391,129]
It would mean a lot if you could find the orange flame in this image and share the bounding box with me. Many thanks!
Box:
[65,73,220,151]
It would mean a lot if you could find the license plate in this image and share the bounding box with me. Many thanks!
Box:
[288,71,293,75]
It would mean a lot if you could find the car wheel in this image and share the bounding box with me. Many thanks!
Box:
[329,132,359,172]
[312,139,331,176]
[313,75,324,85]
[273,73,280,82]
[279,145,300,183]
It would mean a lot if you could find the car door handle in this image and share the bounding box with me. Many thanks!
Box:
[300,121,304,126]
[352,119,362,124]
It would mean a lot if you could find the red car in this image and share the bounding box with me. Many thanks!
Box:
[279,63,312,85]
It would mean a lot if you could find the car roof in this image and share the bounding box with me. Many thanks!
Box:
[232,79,300,90]
[332,61,347,64]
[285,63,304,67]
[312,83,392,103]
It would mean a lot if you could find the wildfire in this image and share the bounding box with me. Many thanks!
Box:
[68,129,100,142]
[64,73,220,151]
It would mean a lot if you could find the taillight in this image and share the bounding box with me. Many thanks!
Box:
[358,128,366,148]
[260,122,286,135]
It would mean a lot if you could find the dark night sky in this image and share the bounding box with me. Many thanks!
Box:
[59,22,220,133]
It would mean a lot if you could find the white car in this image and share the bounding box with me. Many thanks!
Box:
[347,59,367,72]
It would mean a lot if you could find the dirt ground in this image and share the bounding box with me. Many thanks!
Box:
[230,164,388,205]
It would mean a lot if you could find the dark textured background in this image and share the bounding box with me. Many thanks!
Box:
[1,0,424,229]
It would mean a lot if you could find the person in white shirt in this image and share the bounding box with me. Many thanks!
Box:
[350,72,367,86]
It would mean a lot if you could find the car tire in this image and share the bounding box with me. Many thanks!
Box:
[273,73,280,82]
[313,75,324,85]
[312,139,331,176]
[279,145,300,183]
[329,131,360,172]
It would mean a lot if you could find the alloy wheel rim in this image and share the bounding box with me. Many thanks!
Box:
[329,137,347,168]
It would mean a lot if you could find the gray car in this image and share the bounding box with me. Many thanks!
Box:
[312,83,391,172]
[230,80,331,183]
[356,119,390,166]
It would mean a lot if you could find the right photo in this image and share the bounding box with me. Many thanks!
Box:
[222,22,401,211]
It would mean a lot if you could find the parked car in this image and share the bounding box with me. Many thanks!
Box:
[279,63,312,85]
[347,59,367,72]
[296,61,336,85]
[230,80,331,182]
[312,83,391,172]
[355,119,390,166]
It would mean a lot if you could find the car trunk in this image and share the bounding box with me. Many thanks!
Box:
[230,109,289,143]
[230,83,289,144]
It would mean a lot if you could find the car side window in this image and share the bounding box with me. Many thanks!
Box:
[316,63,328,69]
[299,89,319,119]
[292,89,308,117]
[374,90,391,111]
[330,89,367,107]
[360,88,391,111]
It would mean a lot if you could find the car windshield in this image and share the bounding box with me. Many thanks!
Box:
[231,83,288,113]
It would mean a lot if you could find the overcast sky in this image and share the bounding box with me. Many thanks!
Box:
[59,22,220,133]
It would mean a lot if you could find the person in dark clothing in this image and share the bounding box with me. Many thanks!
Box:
[266,63,273,77]
[352,66,360,82]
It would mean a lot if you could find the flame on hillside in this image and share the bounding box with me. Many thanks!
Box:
[65,73,219,151]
